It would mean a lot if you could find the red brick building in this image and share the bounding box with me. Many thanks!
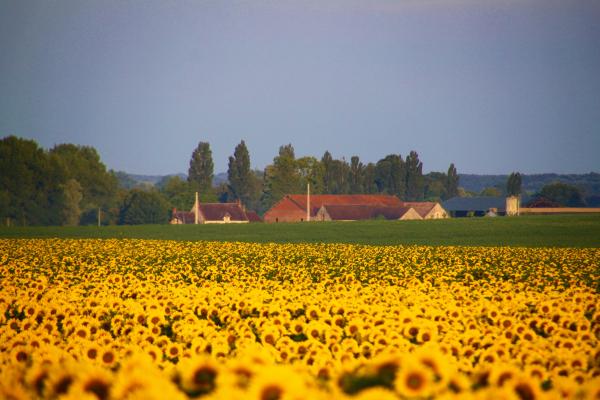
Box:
[263,194,403,223]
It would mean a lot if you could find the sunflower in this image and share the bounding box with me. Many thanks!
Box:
[489,363,519,387]
[223,358,255,389]
[178,355,220,396]
[70,366,113,400]
[73,324,91,340]
[305,305,320,321]
[306,321,324,342]
[24,361,49,397]
[262,327,281,346]
[144,344,163,364]
[82,342,101,363]
[11,345,30,364]
[248,365,306,400]
[413,345,451,384]
[46,366,76,397]
[394,359,434,398]
[510,377,541,400]
[99,347,117,368]
[447,371,471,394]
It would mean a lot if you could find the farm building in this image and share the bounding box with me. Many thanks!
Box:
[442,196,525,217]
[263,194,402,223]
[170,192,261,224]
[402,202,449,219]
[263,194,447,222]
[315,204,422,221]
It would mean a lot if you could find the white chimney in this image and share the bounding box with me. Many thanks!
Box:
[194,192,199,224]
[306,182,311,222]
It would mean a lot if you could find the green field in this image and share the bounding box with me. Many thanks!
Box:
[1,214,599,247]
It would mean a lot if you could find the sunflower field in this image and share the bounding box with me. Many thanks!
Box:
[1,239,599,399]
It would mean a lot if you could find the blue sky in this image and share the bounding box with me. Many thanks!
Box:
[1,0,599,175]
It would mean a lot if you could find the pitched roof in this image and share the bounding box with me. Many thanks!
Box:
[287,194,402,215]
[321,204,417,220]
[200,203,248,221]
[401,201,438,217]
[245,210,262,222]
[172,211,195,224]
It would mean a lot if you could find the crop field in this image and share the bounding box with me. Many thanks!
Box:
[1,214,600,247]
[1,239,599,399]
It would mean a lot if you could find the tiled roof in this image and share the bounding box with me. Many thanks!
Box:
[172,211,195,224]
[200,203,248,221]
[401,201,437,217]
[322,204,416,221]
[287,194,402,215]
[245,210,262,222]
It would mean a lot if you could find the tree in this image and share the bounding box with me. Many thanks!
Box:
[262,144,301,210]
[349,156,364,194]
[375,154,405,197]
[118,189,171,225]
[50,143,118,224]
[424,172,447,201]
[328,158,350,194]
[506,172,522,196]
[445,163,459,199]
[296,156,324,194]
[320,151,350,194]
[160,176,194,211]
[188,141,214,197]
[61,179,83,226]
[0,136,65,225]
[405,151,424,201]
[321,151,334,194]
[362,163,378,194]
[227,140,253,206]
[537,182,586,207]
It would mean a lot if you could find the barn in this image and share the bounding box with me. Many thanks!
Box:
[442,196,524,217]
[170,192,261,224]
[315,204,422,221]
[263,194,446,223]
[402,202,449,219]
[263,194,403,223]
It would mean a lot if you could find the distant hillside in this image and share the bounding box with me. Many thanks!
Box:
[459,173,600,196]
[117,171,600,198]
[115,171,227,189]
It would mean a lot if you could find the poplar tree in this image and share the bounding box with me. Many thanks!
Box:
[227,140,253,205]
[445,163,459,199]
[506,172,522,196]
[375,154,405,197]
[405,151,424,201]
[188,141,214,196]
[321,151,334,194]
[349,156,364,194]
[261,144,301,209]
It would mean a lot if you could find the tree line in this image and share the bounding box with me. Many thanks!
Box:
[177,141,460,215]
[1,136,462,225]
[2,135,593,226]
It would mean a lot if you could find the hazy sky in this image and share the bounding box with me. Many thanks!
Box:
[1,0,599,175]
